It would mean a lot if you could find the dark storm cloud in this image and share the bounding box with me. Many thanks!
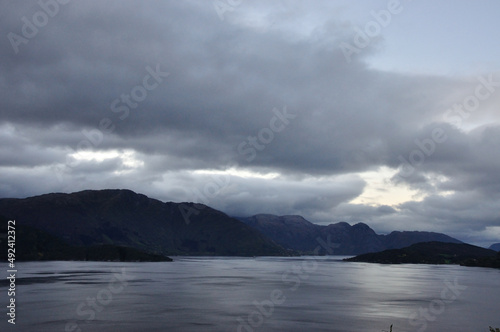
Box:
[1,0,499,245]
[1,0,456,175]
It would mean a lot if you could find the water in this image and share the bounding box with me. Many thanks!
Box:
[1,257,499,331]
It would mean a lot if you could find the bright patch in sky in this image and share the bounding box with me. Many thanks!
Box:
[70,149,144,171]
[349,166,424,206]
[193,168,280,180]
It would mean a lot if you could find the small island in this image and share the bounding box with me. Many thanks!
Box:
[344,241,500,269]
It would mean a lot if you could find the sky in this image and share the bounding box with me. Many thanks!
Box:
[1,0,500,246]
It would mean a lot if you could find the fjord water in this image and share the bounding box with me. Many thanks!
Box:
[2,257,500,332]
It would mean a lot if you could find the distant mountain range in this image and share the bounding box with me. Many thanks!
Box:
[0,189,289,258]
[344,242,500,269]
[489,243,500,252]
[239,214,462,255]
[0,189,473,259]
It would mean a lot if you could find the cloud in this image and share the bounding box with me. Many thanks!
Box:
[0,0,499,246]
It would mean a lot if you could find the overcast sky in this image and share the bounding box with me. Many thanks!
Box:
[1,0,500,246]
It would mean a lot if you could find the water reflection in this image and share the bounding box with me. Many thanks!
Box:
[0,258,499,331]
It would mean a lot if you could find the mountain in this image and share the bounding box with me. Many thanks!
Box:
[0,190,289,257]
[0,216,171,261]
[239,214,462,255]
[489,243,500,252]
[344,241,500,268]
[239,214,383,255]
[0,190,464,257]
[380,230,462,249]
[238,214,324,252]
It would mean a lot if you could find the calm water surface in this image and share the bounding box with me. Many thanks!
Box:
[1,257,499,331]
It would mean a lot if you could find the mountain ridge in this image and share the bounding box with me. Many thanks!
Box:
[0,189,467,257]
[489,243,500,252]
[0,189,290,257]
[239,214,462,255]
